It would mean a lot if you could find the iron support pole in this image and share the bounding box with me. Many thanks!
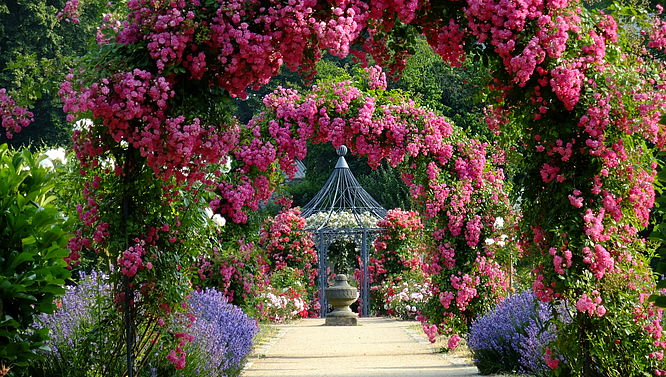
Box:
[361,230,369,317]
[122,152,134,377]
[317,230,327,318]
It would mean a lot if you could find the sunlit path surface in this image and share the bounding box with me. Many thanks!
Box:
[242,317,479,377]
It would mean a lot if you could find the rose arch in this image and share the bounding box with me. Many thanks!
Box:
[49,0,666,375]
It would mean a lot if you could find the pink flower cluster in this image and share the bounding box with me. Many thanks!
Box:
[365,65,387,91]
[57,0,80,24]
[582,244,614,279]
[431,242,456,271]
[422,322,438,343]
[450,274,480,312]
[166,343,188,369]
[96,13,122,45]
[315,5,365,58]
[0,89,33,139]
[649,15,666,52]
[371,209,424,283]
[111,0,378,98]
[549,247,572,275]
[550,66,584,110]
[118,240,148,278]
[447,334,462,350]
[146,7,195,72]
[568,189,583,208]
[423,19,466,67]
[60,69,235,183]
[576,291,606,317]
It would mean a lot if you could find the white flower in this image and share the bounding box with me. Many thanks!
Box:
[73,118,93,131]
[494,217,505,229]
[39,147,67,169]
[204,207,214,219]
[212,214,226,227]
[499,234,508,241]
[100,157,115,170]
[39,158,55,170]
[497,240,506,247]
[221,157,232,174]
[44,148,67,164]
[485,238,495,245]
[306,210,378,230]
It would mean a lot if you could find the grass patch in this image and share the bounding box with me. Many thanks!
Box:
[253,322,279,349]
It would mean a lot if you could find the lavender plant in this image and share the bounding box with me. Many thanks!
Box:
[32,275,257,377]
[185,289,258,377]
[30,271,121,377]
[467,291,560,375]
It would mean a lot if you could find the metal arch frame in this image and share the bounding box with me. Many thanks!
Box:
[313,227,383,318]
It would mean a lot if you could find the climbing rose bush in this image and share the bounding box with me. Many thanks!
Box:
[195,239,271,313]
[351,1,666,374]
[252,75,513,337]
[258,208,319,318]
[260,208,317,282]
[371,209,424,284]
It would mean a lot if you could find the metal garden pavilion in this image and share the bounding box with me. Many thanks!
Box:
[301,145,387,317]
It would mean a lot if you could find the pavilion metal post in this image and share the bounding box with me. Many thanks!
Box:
[361,230,369,317]
[317,230,328,318]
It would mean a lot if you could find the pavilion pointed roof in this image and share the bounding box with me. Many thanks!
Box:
[301,145,387,230]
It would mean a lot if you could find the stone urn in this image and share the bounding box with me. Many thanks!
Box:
[325,274,358,326]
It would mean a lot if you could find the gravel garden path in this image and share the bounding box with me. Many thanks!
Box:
[242,317,480,377]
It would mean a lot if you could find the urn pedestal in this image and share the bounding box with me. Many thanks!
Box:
[325,274,358,326]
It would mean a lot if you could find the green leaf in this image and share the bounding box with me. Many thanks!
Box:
[21,235,36,246]
[10,250,36,269]
[13,292,37,302]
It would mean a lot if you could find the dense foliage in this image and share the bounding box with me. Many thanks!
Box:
[0,144,71,370]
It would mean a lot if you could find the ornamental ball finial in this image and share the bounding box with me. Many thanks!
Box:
[337,145,348,156]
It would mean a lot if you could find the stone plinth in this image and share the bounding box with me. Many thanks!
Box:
[325,316,357,326]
